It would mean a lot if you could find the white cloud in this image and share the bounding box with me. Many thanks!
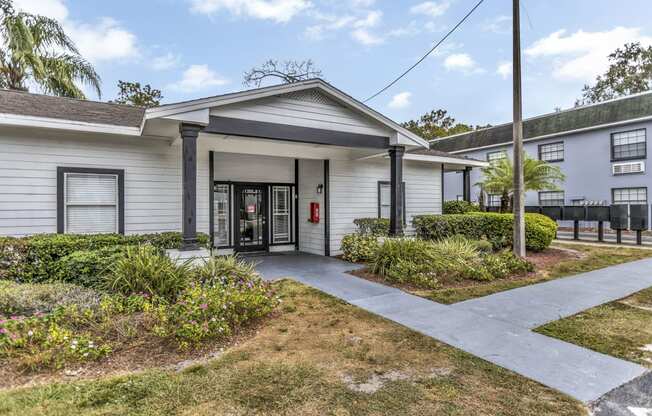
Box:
[351,0,375,6]
[444,53,483,73]
[151,53,181,71]
[353,10,382,28]
[189,0,311,23]
[168,64,229,92]
[410,1,450,18]
[496,61,512,79]
[482,15,511,34]
[525,27,652,82]
[13,0,138,63]
[13,0,68,21]
[388,92,411,109]
[351,28,383,45]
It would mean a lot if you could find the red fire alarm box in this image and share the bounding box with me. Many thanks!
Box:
[309,202,320,223]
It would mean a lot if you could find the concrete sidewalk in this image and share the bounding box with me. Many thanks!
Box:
[254,252,650,404]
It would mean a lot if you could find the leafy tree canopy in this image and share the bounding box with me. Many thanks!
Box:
[402,109,490,141]
[0,0,101,99]
[243,59,322,87]
[112,80,162,107]
[577,42,652,105]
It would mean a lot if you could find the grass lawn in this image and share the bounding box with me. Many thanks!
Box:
[536,286,652,368]
[0,280,586,416]
[353,244,652,304]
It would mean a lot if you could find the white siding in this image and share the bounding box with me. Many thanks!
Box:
[0,129,182,237]
[213,153,294,183]
[329,159,441,256]
[210,90,392,137]
[298,159,324,255]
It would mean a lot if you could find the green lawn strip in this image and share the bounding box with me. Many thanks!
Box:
[0,280,585,416]
[535,287,652,368]
[417,245,652,304]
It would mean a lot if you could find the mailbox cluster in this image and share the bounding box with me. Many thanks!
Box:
[525,204,649,245]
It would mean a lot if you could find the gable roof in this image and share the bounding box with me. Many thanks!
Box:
[0,89,145,128]
[430,91,652,153]
[146,78,429,148]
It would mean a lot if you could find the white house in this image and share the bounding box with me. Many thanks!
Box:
[0,79,485,256]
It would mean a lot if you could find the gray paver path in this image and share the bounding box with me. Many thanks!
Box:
[253,252,650,404]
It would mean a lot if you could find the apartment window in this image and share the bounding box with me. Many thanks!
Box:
[487,194,502,207]
[611,129,646,161]
[272,186,292,244]
[539,191,564,206]
[57,167,124,234]
[213,184,230,246]
[612,187,647,205]
[487,150,507,164]
[538,142,564,162]
[378,181,406,223]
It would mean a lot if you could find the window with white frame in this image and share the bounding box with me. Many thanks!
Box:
[378,181,406,223]
[612,187,647,205]
[539,191,564,206]
[213,184,230,246]
[487,150,507,164]
[272,186,291,243]
[612,129,646,161]
[538,142,564,162]
[487,194,502,207]
[59,168,122,234]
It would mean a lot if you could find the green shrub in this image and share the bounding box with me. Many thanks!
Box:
[0,232,209,283]
[0,281,101,316]
[443,200,480,214]
[340,234,380,263]
[195,256,258,286]
[371,236,534,288]
[53,245,134,288]
[103,245,191,301]
[353,218,390,237]
[412,212,557,251]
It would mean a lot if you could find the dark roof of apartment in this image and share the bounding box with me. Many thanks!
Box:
[0,89,145,128]
[430,92,652,153]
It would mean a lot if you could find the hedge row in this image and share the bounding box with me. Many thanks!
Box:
[442,200,481,215]
[413,212,557,251]
[0,232,209,283]
[353,218,390,237]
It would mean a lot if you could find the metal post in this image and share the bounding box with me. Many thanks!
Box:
[617,229,622,244]
[573,220,579,240]
[512,0,526,257]
[637,230,643,245]
[598,221,604,242]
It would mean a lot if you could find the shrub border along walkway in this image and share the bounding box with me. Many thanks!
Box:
[252,252,652,405]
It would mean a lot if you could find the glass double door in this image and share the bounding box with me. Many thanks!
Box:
[234,185,268,252]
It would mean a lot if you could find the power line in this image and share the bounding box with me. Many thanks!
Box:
[363,0,486,103]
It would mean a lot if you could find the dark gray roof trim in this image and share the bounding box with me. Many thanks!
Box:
[0,89,145,128]
[430,92,652,153]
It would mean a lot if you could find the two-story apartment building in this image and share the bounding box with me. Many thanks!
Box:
[432,92,652,222]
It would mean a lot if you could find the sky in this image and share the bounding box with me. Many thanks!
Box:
[12,0,652,126]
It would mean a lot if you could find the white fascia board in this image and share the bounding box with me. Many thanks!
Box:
[0,112,141,136]
[146,79,429,149]
[403,153,488,167]
[160,108,210,126]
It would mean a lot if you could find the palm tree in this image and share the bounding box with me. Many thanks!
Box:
[0,0,101,99]
[477,154,565,212]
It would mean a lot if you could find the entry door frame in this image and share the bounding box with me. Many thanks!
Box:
[234,183,269,252]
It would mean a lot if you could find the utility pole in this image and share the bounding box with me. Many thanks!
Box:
[512,0,526,257]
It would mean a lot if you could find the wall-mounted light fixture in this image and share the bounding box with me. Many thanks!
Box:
[316,184,324,194]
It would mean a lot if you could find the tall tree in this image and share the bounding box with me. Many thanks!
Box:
[0,0,101,99]
[402,109,487,140]
[577,42,652,105]
[243,59,322,87]
[112,81,162,107]
[476,155,565,213]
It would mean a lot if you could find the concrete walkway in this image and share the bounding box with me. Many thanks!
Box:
[254,253,651,404]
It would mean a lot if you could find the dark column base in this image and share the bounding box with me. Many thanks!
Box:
[462,167,471,202]
[389,146,405,237]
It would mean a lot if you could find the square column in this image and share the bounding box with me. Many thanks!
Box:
[389,146,405,237]
[180,123,203,250]
[463,167,472,202]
